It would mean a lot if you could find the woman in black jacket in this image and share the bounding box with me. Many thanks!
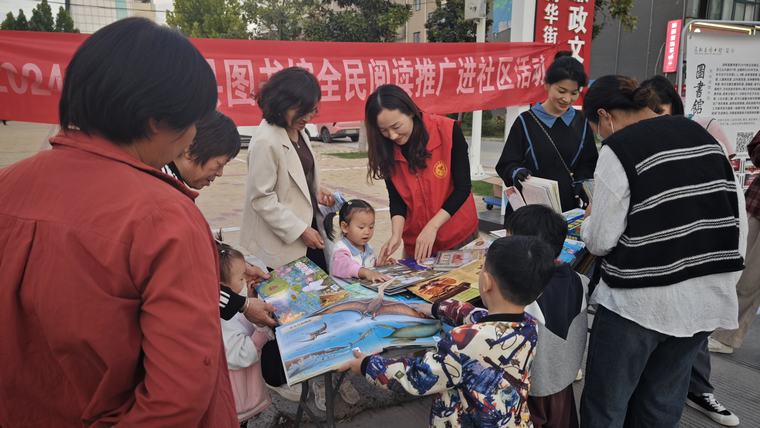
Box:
[496,55,598,213]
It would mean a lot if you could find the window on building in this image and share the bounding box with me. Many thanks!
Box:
[733,0,760,20]
[413,31,421,43]
[414,0,422,11]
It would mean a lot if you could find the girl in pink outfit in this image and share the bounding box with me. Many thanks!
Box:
[216,240,273,424]
[324,199,393,283]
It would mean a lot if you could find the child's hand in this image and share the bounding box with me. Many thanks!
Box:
[368,271,393,283]
[360,268,393,283]
[338,348,366,375]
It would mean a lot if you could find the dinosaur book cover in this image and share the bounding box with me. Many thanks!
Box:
[407,260,483,303]
[255,257,350,325]
[276,298,442,385]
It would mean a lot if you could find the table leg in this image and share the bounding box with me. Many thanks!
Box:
[324,372,335,428]
[294,380,325,428]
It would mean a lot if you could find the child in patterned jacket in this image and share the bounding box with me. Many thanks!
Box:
[340,236,557,427]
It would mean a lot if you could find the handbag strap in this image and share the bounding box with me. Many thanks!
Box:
[528,109,575,182]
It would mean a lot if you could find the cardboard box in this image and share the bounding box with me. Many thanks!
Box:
[482,176,505,197]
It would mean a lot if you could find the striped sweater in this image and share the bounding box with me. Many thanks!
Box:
[602,116,744,288]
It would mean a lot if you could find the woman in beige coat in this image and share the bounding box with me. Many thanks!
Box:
[240,67,334,270]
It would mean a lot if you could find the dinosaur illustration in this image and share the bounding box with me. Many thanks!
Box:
[300,322,328,342]
[312,298,427,320]
[376,321,442,339]
[313,279,429,320]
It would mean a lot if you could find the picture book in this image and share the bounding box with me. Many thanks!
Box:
[559,239,587,266]
[407,260,482,303]
[276,298,442,385]
[504,186,526,210]
[433,249,485,271]
[461,237,492,250]
[358,261,441,294]
[563,208,585,240]
[255,257,350,325]
[521,177,562,212]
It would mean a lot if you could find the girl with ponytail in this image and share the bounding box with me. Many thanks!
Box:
[324,199,393,283]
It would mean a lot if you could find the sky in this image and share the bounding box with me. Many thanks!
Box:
[1,0,174,25]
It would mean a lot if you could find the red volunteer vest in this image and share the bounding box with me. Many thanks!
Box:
[390,113,478,256]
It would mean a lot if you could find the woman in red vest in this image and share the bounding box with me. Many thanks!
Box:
[365,84,478,263]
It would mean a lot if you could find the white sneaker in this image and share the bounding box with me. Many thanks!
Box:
[338,379,360,404]
[266,382,302,402]
[311,380,327,411]
[686,392,740,426]
[575,369,584,382]
[707,337,734,354]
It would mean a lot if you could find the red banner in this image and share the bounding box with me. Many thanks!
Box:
[662,19,682,73]
[0,30,557,126]
[534,0,595,74]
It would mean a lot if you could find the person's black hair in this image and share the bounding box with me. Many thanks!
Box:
[188,111,241,166]
[323,199,375,241]
[545,56,588,88]
[504,205,567,258]
[583,75,652,123]
[638,75,685,116]
[59,17,217,145]
[256,67,321,129]
[215,230,245,285]
[365,84,431,180]
[484,236,556,305]
[553,50,574,61]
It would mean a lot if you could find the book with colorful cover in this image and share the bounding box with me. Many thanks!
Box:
[563,208,585,240]
[276,302,442,385]
[407,260,482,303]
[461,237,492,250]
[559,238,586,266]
[433,249,486,271]
[358,261,442,294]
[255,257,350,325]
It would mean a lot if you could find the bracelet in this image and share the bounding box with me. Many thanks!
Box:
[239,297,250,314]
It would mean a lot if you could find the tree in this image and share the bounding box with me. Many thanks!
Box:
[54,7,78,33]
[1,12,16,30]
[15,9,29,31]
[167,0,248,39]
[242,0,317,40]
[29,0,55,32]
[303,0,412,42]
[425,0,485,43]
[593,0,637,38]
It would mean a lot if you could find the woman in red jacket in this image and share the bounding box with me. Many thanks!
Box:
[365,84,478,263]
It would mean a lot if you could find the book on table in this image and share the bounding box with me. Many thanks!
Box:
[254,257,441,386]
[432,249,486,271]
[357,258,442,294]
[407,260,483,303]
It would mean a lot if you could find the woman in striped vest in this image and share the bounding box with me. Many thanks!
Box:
[578,75,747,428]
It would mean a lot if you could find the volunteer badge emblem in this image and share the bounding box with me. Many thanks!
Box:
[433,160,447,178]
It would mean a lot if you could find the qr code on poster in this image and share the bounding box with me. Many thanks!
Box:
[736,132,754,154]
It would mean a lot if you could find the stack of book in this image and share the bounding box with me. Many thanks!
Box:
[431,249,486,272]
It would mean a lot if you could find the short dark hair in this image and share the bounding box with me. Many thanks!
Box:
[59,17,217,145]
[583,75,651,123]
[256,67,320,128]
[323,199,375,241]
[188,111,241,166]
[545,56,587,88]
[484,236,557,306]
[504,205,567,257]
[638,75,685,116]
[365,84,431,180]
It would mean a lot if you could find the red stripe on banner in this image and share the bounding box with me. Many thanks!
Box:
[0,30,557,125]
